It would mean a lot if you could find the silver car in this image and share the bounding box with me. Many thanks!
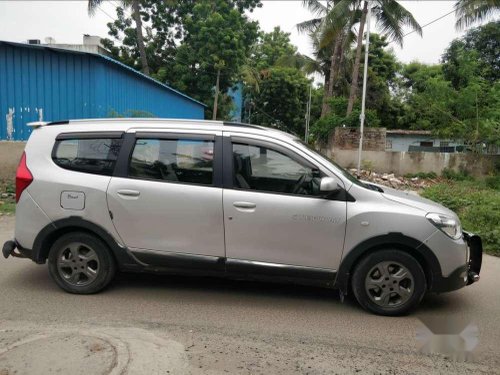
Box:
[2,119,482,316]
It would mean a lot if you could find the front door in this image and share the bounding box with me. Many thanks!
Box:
[107,133,225,259]
[223,136,347,271]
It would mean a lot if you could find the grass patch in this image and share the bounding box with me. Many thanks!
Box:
[422,179,500,256]
[0,179,15,215]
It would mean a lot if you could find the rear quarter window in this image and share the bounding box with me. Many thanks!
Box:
[52,138,123,175]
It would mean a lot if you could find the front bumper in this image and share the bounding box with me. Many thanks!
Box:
[432,231,483,293]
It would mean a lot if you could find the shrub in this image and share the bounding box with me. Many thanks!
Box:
[422,180,500,256]
[441,168,473,181]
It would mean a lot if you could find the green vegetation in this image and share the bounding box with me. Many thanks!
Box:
[422,179,500,256]
[88,0,498,146]
[0,180,15,215]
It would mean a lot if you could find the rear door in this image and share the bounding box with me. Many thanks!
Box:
[107,130,225,261]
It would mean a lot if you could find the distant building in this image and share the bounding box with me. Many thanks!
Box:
[385,130,463,153]
[0,39,205,141]
[42,34,111,56]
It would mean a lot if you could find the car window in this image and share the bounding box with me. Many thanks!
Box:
[52,138,122,175]
[129,138,214,186]
[232,142,323,196]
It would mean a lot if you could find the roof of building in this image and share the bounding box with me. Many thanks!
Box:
[386,129,432,136]
[0,40,206,108]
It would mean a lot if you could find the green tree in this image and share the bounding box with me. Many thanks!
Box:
[89,0,150,74]
[172,0,259,120]
[342,0,421,115]
[249,67,310,135]
[442,21,500,88]
[298,0,356,116]
[251,27,298,71]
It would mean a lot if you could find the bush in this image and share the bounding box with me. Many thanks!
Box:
[441,168,473,181]
[484,175,500,190]
[422,180,500,256]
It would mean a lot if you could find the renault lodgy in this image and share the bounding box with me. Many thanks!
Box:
[2,119,482,315]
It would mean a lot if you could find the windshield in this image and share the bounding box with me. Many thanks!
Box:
[296,140,367,188]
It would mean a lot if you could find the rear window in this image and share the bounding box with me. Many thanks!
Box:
[52,138,123,176]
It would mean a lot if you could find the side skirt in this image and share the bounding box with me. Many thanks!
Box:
[128,249,337,288]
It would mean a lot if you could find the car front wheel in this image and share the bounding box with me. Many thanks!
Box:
[352,249,427,316]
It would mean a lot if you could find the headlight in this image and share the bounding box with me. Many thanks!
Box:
[426,213,462,240]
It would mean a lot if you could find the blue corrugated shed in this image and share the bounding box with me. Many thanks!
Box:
[0,40,205,140]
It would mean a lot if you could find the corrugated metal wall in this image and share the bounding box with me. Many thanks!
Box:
[0,42,205,140]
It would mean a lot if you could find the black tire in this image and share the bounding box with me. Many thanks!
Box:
[48,232,116,294]
[352,249,426,316]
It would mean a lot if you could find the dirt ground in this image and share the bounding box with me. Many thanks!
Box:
[1,215,499,374]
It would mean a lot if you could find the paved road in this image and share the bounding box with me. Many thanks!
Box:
[0,215,499,374]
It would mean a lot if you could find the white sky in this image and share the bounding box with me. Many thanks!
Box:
[0,0,494,65]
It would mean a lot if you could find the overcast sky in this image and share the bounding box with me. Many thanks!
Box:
[0,1,491,65]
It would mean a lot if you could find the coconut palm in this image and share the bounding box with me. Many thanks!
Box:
[343,0,422,115]
[455,0,500,30]
[88,0,150,75]
[298,0,356,116]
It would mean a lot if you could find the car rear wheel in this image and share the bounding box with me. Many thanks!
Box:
[48,232,116,294]
[352,250,426,316]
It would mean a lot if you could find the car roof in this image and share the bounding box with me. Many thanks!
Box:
[41,118,300,143]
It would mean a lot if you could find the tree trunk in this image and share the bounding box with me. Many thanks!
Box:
[346,1,368,116]
[132,0,150,75]
[212,68,221,120]
[321,36,343,117]
[320,76,331,117]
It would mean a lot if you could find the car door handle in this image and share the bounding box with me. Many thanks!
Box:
[117,189,141,197]
[233,201,256,209]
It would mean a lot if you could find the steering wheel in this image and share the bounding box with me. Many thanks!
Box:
[292,173,309,194]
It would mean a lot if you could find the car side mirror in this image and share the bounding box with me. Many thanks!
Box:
[320,177,340,193]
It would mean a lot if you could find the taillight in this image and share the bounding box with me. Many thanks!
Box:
[16,152,33,203]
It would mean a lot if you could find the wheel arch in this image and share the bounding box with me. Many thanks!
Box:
[32,217,137,268]
[335,233,441,294]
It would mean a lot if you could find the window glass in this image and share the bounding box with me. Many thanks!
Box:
[53,138,122,175]
[129,138,214,185]
[233,142,322,196]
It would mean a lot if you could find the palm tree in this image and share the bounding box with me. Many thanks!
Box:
[298,0,355,116]
[88,0,150,75]
[342,0,422,115]
[455,0,500,30]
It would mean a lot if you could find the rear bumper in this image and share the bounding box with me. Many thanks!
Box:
[2,240,33,260]
[431,231,482,293]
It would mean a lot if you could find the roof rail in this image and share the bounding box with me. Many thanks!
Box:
[222,121,263,129]
[27,121,49,128]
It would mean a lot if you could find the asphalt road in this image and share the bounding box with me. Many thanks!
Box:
[0,215,499,374]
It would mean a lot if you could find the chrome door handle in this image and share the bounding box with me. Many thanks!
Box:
[233,201,256,209]
[117,189,141,197]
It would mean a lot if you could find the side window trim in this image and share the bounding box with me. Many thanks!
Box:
[115,132,223,188]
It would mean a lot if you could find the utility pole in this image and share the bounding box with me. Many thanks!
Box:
[305,84,312,141]
[357,1,371,175]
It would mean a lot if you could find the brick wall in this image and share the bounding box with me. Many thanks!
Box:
[332,127,386,151]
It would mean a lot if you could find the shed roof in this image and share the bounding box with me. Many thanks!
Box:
[0,40,206,107]
[386,129,432,136]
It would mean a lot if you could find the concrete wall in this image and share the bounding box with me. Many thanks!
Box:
[332,149,499,177]
[0,142,25,180]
